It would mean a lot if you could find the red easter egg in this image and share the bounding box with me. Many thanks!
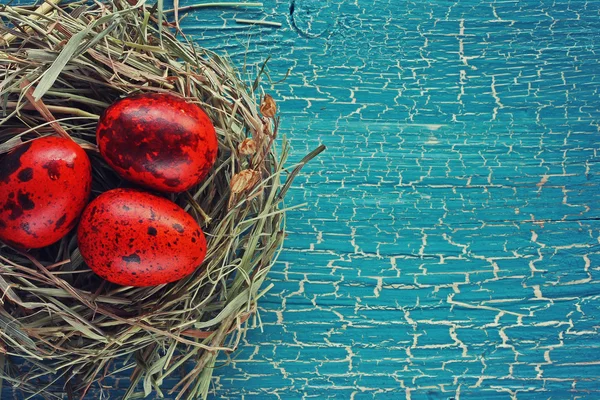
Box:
[96,93,218,193]
[77,188,207,287]
[0,137,92,248]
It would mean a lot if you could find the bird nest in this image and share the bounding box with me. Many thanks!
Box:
[0,1,323,398]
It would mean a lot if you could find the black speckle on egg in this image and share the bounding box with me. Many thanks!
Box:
[17,191,35,210]
[89,206,97,218]
[163,177,182,187]
[122,253,141,263]
[17,168,33,182]
[172,223,184,233]
[3,200,23,220]
[55,214,67,229]
[147,227,157,236]
[20,222,37,237]
[42,160,61,180]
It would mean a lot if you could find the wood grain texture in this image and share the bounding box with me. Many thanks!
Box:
[191,0,600,399]
[3,0,600,398]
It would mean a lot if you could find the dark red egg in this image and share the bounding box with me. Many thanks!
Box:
[0,136,92,248]
[77,188,207,287]
[96,93,218,193]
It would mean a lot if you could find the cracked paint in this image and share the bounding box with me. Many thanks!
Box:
[4,0,600,398]
[197,0,600,398]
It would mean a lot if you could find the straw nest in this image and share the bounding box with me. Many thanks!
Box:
[0,1,323,398]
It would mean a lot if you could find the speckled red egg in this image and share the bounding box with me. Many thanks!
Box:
[77,188,207,287]
[0,137,92,248]
[96,93,218,193]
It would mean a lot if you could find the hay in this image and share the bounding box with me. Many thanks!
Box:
[0,1,324,398]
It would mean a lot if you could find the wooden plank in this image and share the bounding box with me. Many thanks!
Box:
[185,0,600,398]
[2,0,600,398]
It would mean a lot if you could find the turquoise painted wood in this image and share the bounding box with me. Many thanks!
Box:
[3,0,600,398]
[193,1,600,399]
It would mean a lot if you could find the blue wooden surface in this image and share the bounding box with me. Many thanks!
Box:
[3,0,600,399]
[197,1,600,399]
